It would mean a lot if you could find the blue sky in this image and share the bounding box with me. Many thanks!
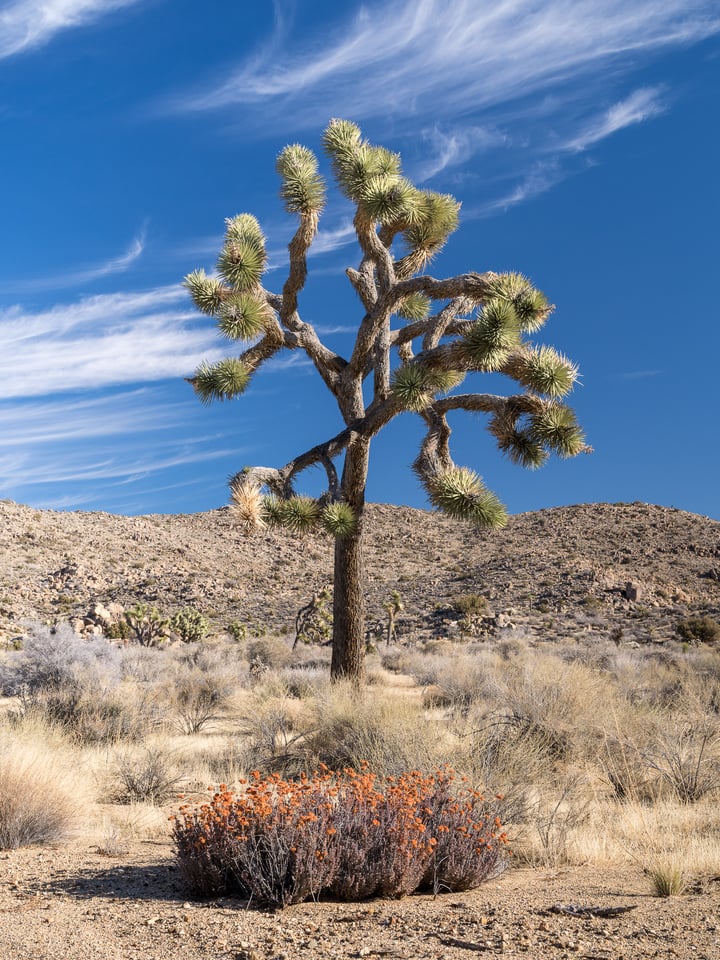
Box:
[1,0,719,519]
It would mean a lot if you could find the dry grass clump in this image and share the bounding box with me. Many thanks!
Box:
[0,719,92,849]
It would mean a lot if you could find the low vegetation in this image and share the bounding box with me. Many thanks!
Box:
[173,766,506,905]
[0,615,719,903]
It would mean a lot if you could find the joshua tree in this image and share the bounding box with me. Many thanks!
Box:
[383,590,404,646]
[184,119,588,682]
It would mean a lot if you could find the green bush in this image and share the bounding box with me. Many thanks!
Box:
[676,616,720,644]
[170,608,209,644]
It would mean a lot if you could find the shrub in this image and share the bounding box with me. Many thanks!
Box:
[172,765,507,906]
[171,608,209,644]
[123,603,169,647]
[172,669,232,734]
[0,730,87,849]
[0,624,138,741]
[649,862,686,897]
[676,616,720,645]
[228,620,248,643]
[0,623,120,698]
[111,747,184,804]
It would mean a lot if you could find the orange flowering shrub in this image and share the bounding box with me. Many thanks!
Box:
[172,765,508,907]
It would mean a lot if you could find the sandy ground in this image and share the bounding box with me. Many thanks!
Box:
[0,840,718,960]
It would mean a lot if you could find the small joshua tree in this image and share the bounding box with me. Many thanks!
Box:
[185,119,588,682]
[383,590,404,646]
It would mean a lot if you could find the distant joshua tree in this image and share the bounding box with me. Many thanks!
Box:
[184,119,588,682]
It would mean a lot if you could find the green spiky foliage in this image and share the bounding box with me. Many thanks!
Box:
[460,298,521,370]
[218,292,272,341]
[321,502,357,539]
[425,468,508,528]
[184,270,225,316]
[322,120,402,204]
[497,428,549,470]
[486,272,550,333]
[193,358,252,404]
[396,292,431,321]
[398,191,460,272]
[392,364,434,411]
[274,496,322,534]
[276,144,326,215]
[216,215,267,291]
[528,403,586,458]
[392,365,464,411]
[261,495,286,527]
[358,175,420,226]
[513,345,578,398]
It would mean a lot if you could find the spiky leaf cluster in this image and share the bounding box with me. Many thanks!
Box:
[392,364,464,411]
[491,416,549,469]
[511,346,578,398]
[398,191,460,272]
[193,358,252,404]
[217,215,267,291]
[229,481,266,531]
[358,175,421,227]
[460,298,521,370]
[424,467,508,528]
[322,119,402,204]
[276,144,326,215]
[321,502,357,538]
[528,403,586,458]
[184,270,225,317]
[486,273,550,333]
[262,496,321,534]
[392,364,434,412]
[396,292,431,321]
[218,292,272,341]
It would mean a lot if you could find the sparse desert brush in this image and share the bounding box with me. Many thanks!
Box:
[0,722,92,849]
[245,636,294,671]
[301,685,449,777]
[108,745,184,804]
[676,616,720,645]
[648,861,686,897]
[166,668,233,734]
[172,765,507,906]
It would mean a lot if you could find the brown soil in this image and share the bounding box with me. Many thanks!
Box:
[0,840,717,960]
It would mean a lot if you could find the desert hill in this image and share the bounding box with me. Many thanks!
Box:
[1,498,718,646]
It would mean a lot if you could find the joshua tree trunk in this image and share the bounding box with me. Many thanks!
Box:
[331,436,370,681]
[331,522,366,681]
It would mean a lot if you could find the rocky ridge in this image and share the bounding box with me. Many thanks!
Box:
[1,499,718,647]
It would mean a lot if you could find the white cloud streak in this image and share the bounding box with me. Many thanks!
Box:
[177,0,720,127]
[0,0,141,59]
[1,228,147,293]
[0,285,225,398]
[565,87,668,152]
[416,125,507,181]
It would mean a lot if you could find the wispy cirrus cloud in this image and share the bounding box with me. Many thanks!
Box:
[0,228,147,293]
[416,125,507,181]
[0,388,241,510]
[166,0,718,217]
[0,285,224,398]
[0,0,141,59]
[564,87,668,152]
[175,0,719,127]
